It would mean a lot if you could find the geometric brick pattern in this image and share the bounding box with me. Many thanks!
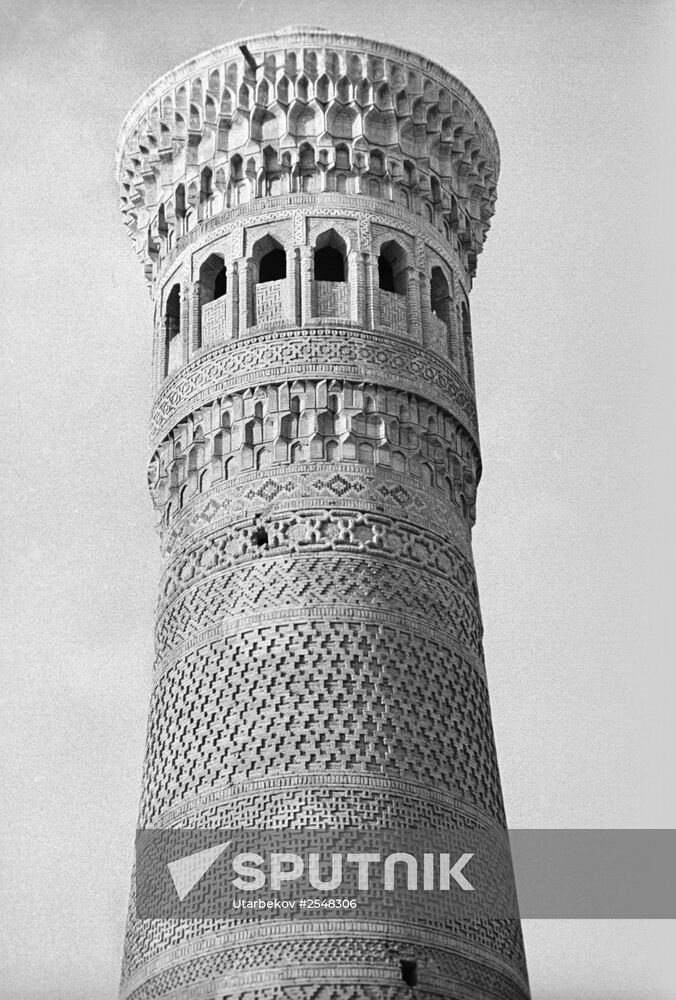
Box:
[141,621,505,823]
[122,925,528,1000]
[148,378,480,528]
[117,26,529,1000]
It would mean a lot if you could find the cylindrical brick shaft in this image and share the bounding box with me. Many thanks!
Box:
[116,26,529,1000]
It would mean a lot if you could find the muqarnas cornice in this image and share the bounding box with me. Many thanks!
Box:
[116,26,499,283]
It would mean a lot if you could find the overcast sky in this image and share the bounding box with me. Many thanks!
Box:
[1,1,674,997]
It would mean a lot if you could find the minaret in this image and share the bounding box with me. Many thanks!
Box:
[116,26,529,1000]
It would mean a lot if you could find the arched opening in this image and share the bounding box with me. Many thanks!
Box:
[378,256,394,292]
[430,266,453,358]
[313,231,349,319]
[164,284,181,377]
[175,184,186,235]
[198,254,227,348]
[259,246,286,283]
[253,235,287,326]
[199,254,227,302]
[314,230,347,283]
[377,242,408,331]
[430,265,452,324]
[314,245,345,281]
[378,241,407,295]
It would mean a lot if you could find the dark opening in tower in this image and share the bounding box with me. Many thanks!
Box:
[259,246,286,282]
[378,240,407,294]
[400,959,418,986]
[164,284,181,377]
[314,230,347,282]
[430,266,452,328]
[314,246,345,282]
[199,254,227,302]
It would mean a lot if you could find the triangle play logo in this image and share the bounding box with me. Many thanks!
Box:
[167,841,231,902]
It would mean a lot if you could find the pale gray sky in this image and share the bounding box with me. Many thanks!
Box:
[1,1,674,997]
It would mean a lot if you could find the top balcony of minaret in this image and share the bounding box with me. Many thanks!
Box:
[115,26,500,283]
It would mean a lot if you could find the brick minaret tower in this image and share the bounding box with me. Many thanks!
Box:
[116,26,529,1000]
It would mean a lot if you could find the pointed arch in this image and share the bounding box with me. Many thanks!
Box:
[164,283,181,377]
[313,229,348,283]
[378,240,408,295]
[252,234,287,283]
